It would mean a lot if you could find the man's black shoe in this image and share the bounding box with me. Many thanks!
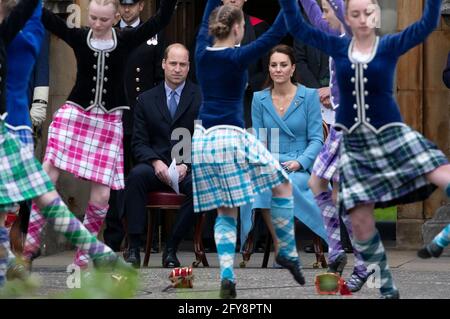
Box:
[125,248,141,268]
[220,279,237,299]
[162,248,181,268]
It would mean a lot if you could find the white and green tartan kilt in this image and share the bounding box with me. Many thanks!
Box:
[0,120,54,207]
[192,124,289,213]
[338,124,449,213]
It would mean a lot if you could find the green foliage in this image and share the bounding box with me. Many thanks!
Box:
[374,206,397,221]
[56,268,139,299]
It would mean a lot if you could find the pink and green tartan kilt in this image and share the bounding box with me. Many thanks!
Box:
[44,103,124,190]
[312,126,342,183]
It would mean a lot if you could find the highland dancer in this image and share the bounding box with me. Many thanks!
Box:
[279,0,450,298]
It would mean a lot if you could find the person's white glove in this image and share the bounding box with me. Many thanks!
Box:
[30,86,49,126]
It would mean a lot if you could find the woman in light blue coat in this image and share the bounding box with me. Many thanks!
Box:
[240,44,327,258]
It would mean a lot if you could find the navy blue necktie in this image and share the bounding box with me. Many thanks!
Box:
[168,90,178,118]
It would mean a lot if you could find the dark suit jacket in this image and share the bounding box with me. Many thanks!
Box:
[293,9,330,89]
[132,80,202,167]
[117,21,166,135]
[294,38,330,88]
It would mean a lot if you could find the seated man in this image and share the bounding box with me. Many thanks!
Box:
[124,43,202,268]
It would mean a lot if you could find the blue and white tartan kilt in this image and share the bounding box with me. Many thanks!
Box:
[192,124,290,213]
[312,126,342,183]
[338,124,449,213]
[0,120,54,208]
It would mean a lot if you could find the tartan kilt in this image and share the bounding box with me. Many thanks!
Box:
[44,104,124,190]
[6,127,34,154]
[192,124,289,213]
[0,120,54,206]
[312,126,342,183]
[338,124,449,213]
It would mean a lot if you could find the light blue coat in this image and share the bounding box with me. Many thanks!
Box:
[240,84,328,247]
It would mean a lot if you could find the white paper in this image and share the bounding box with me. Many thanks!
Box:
[168,158,180,194]
[320,105,336,125]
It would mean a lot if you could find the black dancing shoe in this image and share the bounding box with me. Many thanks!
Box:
[417,242,444,259]
[275,255,306,286]
[327,253,347,276]
[220,279,237,299]
[346,271,371,293]
[380,289,400,299]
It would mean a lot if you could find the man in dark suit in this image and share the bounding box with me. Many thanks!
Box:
[124,43,202,268]
[103,0,166,252]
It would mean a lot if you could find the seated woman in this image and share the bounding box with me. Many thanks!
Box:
[240,44,327,261]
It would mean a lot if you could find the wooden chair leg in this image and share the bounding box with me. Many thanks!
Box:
[9,212,23,254]
[193,213,209,267]
[313,235,328,269]
[262,234,272,268]
[143,208,155,267]
[239,210,260,268]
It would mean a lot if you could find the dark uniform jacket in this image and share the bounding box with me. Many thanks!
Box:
[117,20,165,135]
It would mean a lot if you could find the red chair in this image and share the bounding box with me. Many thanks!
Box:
[142,191,209,268]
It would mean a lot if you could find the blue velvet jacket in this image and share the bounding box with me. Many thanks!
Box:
[6,2,44,130]
[195,0,287,129]
[0,0,40,119]
[280,0,442,133]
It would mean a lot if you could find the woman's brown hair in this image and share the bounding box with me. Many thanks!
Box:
[208,4,244,40]
[263,44,297,89]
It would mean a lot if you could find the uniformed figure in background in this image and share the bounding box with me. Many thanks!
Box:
[103,0,166,252]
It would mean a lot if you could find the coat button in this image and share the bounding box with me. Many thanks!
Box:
[105,65,109,70]
[105,53,109,57]
[351,64,355,69]
[136,87,140,92]
[92,88,95,93]
[354,117,358,122]
[367,117,371,122]
[102,101,106,106]
[93,65,97,69]
[104,77,108,82]
[103,89,107,93]
[136,68,141,72]
[94,52,98,57]
[353,104,357,109]
[93,76,96,81]
[90,100,94,104]
[136,78,140,82]
[352,91,356,96]
[364,78,368,83]
[351,77,355,83]
[364,64,368,69]
[365,104,369,110]
[364,91,368,96]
